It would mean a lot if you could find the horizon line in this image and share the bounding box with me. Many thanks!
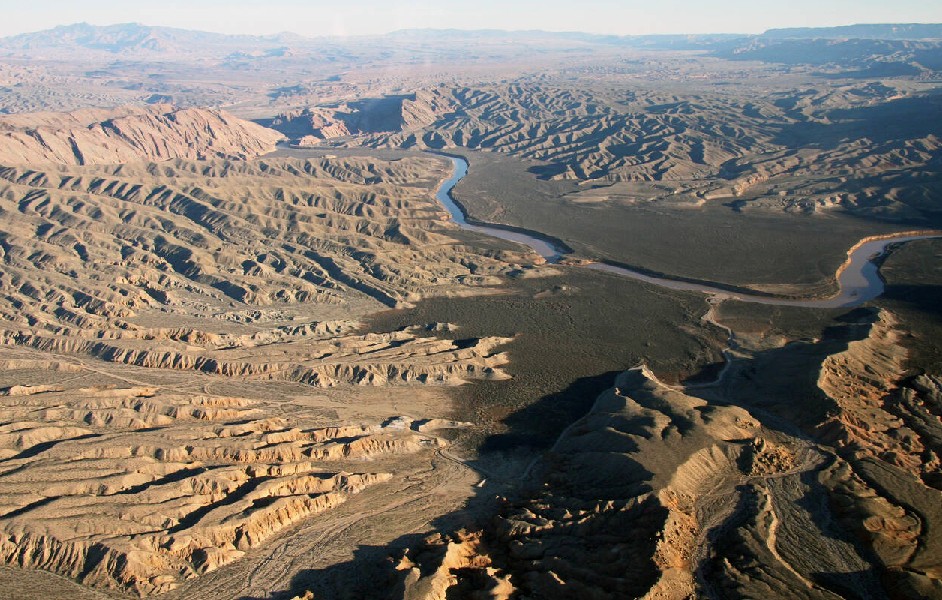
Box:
[3,20,942,42]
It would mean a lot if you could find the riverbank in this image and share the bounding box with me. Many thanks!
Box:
[432,154,942,309]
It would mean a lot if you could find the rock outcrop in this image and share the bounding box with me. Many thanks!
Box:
[383,312,942,599]
[0,377,460,595]
[0,147,532,596]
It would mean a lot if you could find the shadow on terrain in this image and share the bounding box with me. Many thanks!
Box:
[773,91,942,150]
[682,357,725,386]
[527,162,569,179]
[795,465,887,598]
[248,302,942,599]
[248,236,942,600]
[479,370,621,452]
[230,365,632,599]
[690,308,910,598]
[880,283,942,319]
[235,468,500,600]
[343,95,416,133]
[709,307,876,427]
[0,433,102,463]
[243,374,666,599]
[236,534,425,599]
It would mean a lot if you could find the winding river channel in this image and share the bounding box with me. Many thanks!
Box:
[436,155,941,309]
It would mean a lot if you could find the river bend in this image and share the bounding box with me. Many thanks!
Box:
[435,155,940,308]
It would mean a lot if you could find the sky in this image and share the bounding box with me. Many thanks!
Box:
[1,0,941,38]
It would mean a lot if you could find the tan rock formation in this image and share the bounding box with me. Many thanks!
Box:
[0,378,461,595]
[0,104,283,166]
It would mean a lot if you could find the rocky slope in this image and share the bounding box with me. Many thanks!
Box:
[378,308,942,599]
[0,379,448,595]
[385,366,804,599]
[0,104,284,166]
[272,92,455,147]
[0,147,547,596]
[281,82,942,222]
[0,153,538,334]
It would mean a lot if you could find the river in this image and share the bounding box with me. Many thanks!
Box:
[435,155,941,308]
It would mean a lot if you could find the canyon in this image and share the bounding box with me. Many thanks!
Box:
[0,20,940,600]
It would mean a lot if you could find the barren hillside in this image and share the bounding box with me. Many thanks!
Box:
[388,310,942,599]
[0,143,550,596]
[0,105,284,165]
[0,19,941,600]
[275,82,942,224]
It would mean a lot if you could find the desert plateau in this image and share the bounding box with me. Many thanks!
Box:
[0,5,940,599]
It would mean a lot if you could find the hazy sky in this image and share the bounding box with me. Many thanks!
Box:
[2,0,941,38]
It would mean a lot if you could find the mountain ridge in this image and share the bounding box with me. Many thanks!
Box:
[2,22,942,58]
[762,23,942,41]
[0,104,284,165]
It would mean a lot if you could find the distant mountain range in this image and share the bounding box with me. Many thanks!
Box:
[1,22,941,73]
[1,22,941,56]
[0,22,306,57]
[762,23,942,41]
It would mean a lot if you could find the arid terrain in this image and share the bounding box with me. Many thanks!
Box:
[0,20,940,600]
